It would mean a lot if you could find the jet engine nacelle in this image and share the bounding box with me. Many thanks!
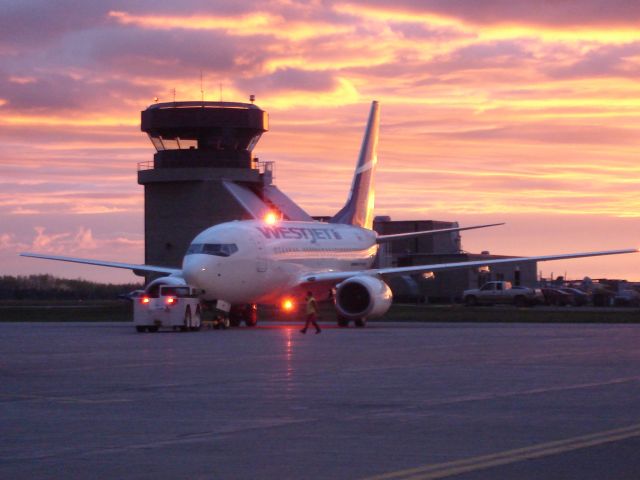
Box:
[335,276,393,320]
[145,275,187,295]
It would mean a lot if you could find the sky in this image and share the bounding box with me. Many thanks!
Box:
[2,0,640,284]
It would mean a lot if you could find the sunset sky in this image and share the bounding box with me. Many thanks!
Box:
[2,0,640,283]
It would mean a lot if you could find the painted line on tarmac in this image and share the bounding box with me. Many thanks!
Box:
[0,393,131,404]
[363,423,640,480]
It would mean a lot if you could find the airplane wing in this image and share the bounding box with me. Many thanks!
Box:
[20,253,181,277]
[300,248,638,284]
[376,223,504,243]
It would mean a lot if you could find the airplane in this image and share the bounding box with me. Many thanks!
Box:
[22,101,638,327]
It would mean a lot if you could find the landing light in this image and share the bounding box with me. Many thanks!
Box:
[281,298,295,312]
[141,296,150,304]
[422,272,434,280]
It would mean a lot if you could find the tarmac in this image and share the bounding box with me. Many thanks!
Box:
[1,321,640,479]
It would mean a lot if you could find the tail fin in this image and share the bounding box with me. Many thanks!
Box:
[329,101,380,229]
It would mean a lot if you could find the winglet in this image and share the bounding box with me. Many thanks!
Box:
[329,101,380,229]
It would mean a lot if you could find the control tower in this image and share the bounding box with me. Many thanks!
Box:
[138,100,311,271]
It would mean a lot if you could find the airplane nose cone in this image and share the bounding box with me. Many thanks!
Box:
[183,255,211,291]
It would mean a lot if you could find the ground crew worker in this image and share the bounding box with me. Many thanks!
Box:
[300,291,321,334]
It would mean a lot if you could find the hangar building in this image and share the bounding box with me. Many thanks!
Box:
[373,218,538,303]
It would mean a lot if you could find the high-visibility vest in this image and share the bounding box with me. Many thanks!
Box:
[306,297,317,315]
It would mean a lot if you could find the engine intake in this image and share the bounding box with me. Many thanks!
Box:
[335,276,392,320]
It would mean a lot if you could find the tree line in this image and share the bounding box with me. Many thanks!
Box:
[0,275,142,300]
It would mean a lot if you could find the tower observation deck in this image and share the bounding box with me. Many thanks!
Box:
[138,100,310,272]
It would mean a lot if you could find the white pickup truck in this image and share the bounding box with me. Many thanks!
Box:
[463,281,542,307]
[134,284,202,332]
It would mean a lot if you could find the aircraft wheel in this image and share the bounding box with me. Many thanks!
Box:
[354,318,367,328]
[190,307,202,331]
[244,304,258,327]
[135,326,146,333]
[337,316,349,327]
[514,296,527,308]
[148,326,158,333]
[465,295,478,307]
[181,307,192,332]
[229,306,243,327]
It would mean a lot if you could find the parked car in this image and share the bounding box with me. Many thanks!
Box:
[559,287,589,306]
[541,287,573,306]
[614,289,640,307]
[463,281,541,307]
[592,287,615,307]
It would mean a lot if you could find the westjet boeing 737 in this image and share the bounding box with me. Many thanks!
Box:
[22,102,637,326]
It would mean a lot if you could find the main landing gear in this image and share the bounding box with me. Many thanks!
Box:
[229,304,258,327]
[336,316,367,328]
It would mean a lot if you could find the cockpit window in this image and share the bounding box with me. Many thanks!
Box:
[186,243,238,257]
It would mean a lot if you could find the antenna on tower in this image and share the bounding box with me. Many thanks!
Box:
[171,88,176,104]
[200,70,204,103]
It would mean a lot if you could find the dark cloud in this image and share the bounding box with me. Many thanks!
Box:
[235,68,338,94]
[545,43,640,80]
[448,124,640,145]
[0,0,113,49]
[355,0,640,27]
[87,28,254,77]
[387,21,467,41]
[0,70,152,112]
[432,41,534,72]
[0,0,268,51]
[347,41,536,87]
[0,124,141,145]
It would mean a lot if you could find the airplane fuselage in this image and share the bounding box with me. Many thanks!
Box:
[182,220,378,304]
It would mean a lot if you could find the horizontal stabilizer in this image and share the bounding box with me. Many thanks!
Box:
[377,223,505,243]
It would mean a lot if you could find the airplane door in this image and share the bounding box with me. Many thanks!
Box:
[252,233,268,273]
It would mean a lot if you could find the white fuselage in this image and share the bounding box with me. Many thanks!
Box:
[182,220,378,304]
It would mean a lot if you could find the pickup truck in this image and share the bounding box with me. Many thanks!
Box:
[463,281,542,307]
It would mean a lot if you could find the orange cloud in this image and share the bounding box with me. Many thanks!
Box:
[108,10,353,41]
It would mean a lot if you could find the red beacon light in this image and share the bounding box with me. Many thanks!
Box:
[264,211,279,225]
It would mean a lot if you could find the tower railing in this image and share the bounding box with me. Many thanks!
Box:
[256,160,275,183]
[138,161,153,171]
